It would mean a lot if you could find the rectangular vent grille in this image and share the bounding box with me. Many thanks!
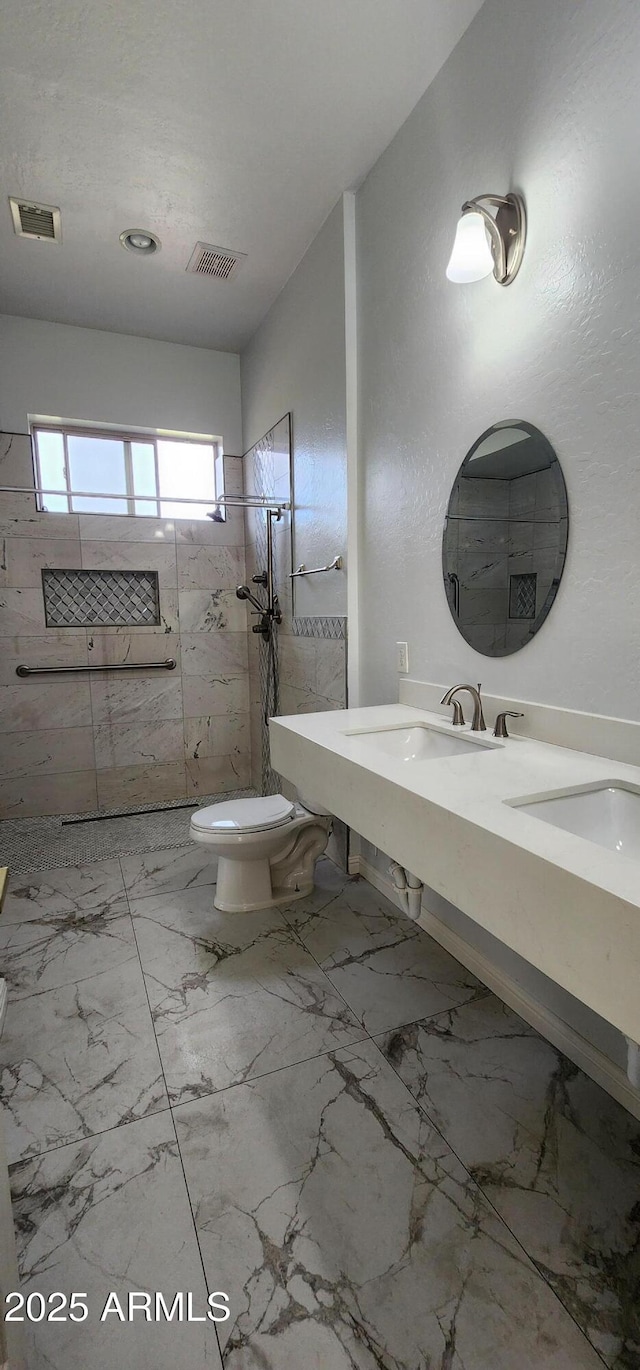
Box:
[9,197,62,241]
[42,568,160,628]
[186,241,246,280]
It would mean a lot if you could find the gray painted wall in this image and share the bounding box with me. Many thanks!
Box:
[241,200,347,618]
[355,0,640,1074]
[0,314,242,451]
[357,0,640,720]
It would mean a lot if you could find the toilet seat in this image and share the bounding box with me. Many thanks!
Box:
[191,794,295,835]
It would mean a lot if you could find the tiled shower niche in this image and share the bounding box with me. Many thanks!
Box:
[43,568,160,628]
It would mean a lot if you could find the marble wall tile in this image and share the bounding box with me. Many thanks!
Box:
[0,511,80,540]
[453,476,510,519]
[279,683,341,716]
[96,761,187,809]
[174,512,244,546]
[184,711,250,760]
[93,718,184,769]
[178,588,247,633]
[464,624,508,654]
[457,551,508,591]
[278,635,317,692]
[78,512,176,542]
[457,517,509,556]
[0,632,90,684]
[173,1038,602,1368]
[0,587,78,635]
[508,520,535,558]
[182,671,250,718]
[315,639,346,704]
[185,753,251,795]
[223,454,245,494]
[459,587,509,627]
[177,543,245,591]
[0,770,98,819]
[507,550,534,577]
[80,538,177,587]
[87,631,181,672]
[0,679,92,732]
[90,674,183,724]
[132,888,363,1102]
[2,858,125,923]
[377,994,640,1368]
[180,631,248,676]
[1,726,95,778]
[509,471,538,518]
[0,536,82,589]
[0,956,167,1161]
[535,517,568,551]
[10,1114,223,1370]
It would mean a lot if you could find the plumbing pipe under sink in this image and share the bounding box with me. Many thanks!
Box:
[389,862,424,921]
[388,868,640,1087]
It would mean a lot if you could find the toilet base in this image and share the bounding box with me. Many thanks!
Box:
[214,852,314,913]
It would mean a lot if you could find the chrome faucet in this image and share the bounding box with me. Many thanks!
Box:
[440,682,486,732]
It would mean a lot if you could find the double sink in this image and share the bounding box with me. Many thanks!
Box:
[346,720,640,863]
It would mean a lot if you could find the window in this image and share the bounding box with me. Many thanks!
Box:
[32,424,224,520]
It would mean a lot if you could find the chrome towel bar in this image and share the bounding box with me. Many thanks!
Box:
[290,555,343,578]
[16,659,177,677]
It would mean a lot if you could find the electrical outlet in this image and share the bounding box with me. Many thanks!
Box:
[396,641,409,674]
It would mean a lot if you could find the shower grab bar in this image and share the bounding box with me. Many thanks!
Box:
[290,555,343,578]
[16,659,177,677]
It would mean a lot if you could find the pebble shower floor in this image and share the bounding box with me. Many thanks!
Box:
[0,789,256,875]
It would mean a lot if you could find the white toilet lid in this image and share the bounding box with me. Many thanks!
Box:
[191,794,295,834]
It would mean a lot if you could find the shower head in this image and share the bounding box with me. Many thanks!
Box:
[206,505,225,522]
[236,584,265,613]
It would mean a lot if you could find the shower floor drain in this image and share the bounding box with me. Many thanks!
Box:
[0,789,257,875]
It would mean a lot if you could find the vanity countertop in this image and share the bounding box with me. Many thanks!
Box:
[270,703,640,1043]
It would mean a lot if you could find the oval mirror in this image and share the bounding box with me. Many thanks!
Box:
[442,420,568,657]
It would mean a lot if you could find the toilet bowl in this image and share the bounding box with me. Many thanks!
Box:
[190,794,332,912]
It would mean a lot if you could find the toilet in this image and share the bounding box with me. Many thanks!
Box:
[190,794,332,912]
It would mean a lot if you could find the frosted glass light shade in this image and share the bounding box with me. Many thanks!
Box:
[446,211,494,283]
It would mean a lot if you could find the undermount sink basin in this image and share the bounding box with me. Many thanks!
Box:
[345,722,497,762]
[511,782,640,860]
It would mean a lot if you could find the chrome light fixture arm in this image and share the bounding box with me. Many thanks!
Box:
[460,192,526,285]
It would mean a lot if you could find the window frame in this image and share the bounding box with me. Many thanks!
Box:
[31,422,224,520]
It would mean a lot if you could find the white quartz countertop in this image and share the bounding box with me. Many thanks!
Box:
[270,703,640,1042]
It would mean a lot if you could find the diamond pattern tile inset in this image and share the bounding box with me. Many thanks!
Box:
[42,568,160,627]
[509,572,537,621]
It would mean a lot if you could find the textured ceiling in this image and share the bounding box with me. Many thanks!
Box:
[0,0,484,351]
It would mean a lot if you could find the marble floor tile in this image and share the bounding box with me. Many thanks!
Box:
[174,1038,602,1369]
[0,956,168,1162]
[2,858,126,923]
[10,1112,222,1370]
[119,843,217,898]
[281,871,486,1035]
[378,994,640,1368]
[0,899,133,999]
[131,886,364,1103]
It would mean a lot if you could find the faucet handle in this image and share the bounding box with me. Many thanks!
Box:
[450,699,465,726]
[493,711,524,739]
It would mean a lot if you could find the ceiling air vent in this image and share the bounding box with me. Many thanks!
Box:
[186,241,246,281]
[9,197,62,242]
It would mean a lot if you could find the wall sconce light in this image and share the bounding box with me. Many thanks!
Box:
[446,193,526,286]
